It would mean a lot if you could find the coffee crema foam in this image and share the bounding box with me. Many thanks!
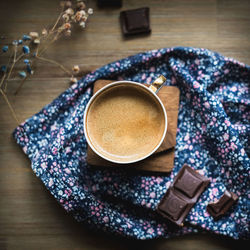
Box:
[86,84,165,162]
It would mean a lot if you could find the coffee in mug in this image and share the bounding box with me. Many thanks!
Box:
[84,76,167,164]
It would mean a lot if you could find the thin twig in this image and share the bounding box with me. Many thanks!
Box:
[14,76,28,95]
[0,3,88,124]
[2,49,14,91]
[36,55,71,75]
[15,53,25,63]
[51,12,63,32]
[13,59,35,95]
[0,89,19,124]
[4,46,18,92]
[35,43,40,55]
[37,31,61,56]
[6,45,17,80]
[4,51,25,93]
[0,73,6,89]
[36,33,54,56]
[37,11,63,55]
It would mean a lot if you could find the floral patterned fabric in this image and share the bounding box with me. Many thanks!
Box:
[13,47,249,240]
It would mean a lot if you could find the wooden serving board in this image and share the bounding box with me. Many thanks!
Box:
[86,80,180,172]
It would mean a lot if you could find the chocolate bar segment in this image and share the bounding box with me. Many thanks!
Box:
[120,7,151,36]
[98,0,122,8]
[174,165,208,200]
[157,188,190,225]
[207,190,238,219]
[157,164,210,226]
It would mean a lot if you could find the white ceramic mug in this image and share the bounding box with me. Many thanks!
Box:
[84,75,168,164]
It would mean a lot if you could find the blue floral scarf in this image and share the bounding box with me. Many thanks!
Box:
[13,47,249,240]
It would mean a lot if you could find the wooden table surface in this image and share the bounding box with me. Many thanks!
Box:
[0,0,249,249]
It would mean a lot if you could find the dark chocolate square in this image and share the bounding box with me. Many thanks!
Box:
[98,0,122,8]
[125,9,149,31]
[120,7,151,36]
[174,167,203,198]
[158,189,188,221]
[157,164,210,226]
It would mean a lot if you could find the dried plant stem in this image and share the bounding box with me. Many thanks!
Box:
[15,32,68,94]
[14,60,35,95]
[0,73,6,89]
[2,50,15,91]
[0,2,92,124]
[0,46,20,123]
[14,76,28,95]
[35,43,40,55]
[37,12,63,55]
[38,31,61,56]
[36,55,71,75]
[0,89,19,124]
[16,53,25,63]
[6,46,17,81]
[4,47,25,92]
[51,12,63,32]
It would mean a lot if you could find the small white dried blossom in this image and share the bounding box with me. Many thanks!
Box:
[77,1,86,10]
[79,21,85,28]
[63,23,71,30]
[29,32,39,39]
[65,1,72,8]
[65,8,74,16]
[33,38,40,44]
[75,11,83,22]
[72,65,80,73]
[87,8,93,15]
[70,77,78,83]
[79,10,86,16]
[62,13,70,21]
[60,1,65,8]
[81,16,87,22]
[65,29,71,36]
[71,15,76,21]
[42,28,48,36]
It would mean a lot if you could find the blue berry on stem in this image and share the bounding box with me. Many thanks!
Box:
[23,35,31,41]
[2,45,8,52]
[24,59,30,64]
[26,64,33,74]
[1,65,7,72]
[19,71,27,78]
[22,45,30,54]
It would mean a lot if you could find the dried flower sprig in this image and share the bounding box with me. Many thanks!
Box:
[0,0,93,124]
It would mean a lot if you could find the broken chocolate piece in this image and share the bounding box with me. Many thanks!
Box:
[157,188,190,225]
[157,164,210,226]
[98,0,122,8]
[207,190,238,219]
[174,165,207,200]
[120,7,151,36]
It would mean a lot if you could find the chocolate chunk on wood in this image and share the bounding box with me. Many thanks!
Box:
[206,190,238,219]
[157,164,210,226]
[120,7,151,36]
[98,0,122,8]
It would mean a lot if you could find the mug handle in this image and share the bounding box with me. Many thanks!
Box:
[149,75,166,94]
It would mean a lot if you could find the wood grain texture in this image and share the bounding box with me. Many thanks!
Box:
[0,0,249,249]
[87,80,179,172]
